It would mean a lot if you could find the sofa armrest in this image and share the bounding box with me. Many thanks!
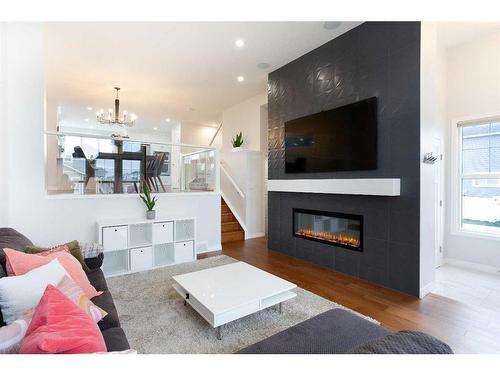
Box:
[84,252,104,270]
[81,242,104,270]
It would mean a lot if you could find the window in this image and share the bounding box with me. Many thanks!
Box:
[94,159,115,194]
[458,120,500,236]
[122,159,141,193]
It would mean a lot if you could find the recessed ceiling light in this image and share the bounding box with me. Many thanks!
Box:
[84,118,89,122]
[212,123,218,127]
[323,21,342,30]
[153,127,158,130]
[86,106,93,111]
[237,76,245,82]
[235,38,245,48]
[257,62,270,70]
[165,118,171,122]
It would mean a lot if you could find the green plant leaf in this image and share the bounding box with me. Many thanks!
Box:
[139,181,158,211]
[232,131,244,147]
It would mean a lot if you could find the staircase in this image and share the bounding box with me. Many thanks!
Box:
[221,198,244,243]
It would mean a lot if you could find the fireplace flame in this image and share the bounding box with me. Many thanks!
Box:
[296,229,360,248]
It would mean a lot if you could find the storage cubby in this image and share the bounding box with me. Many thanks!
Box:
[153,243,175,267]
[102,249,129,276]
[129,223,152,248]
[174,241,194,264]
[98,216,196,277]
[130,246,153,271]
[175,219,195,242]
[152,221,174,244]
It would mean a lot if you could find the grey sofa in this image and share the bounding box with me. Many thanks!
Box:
[239,308,389,354]
[0,228,130,352]
[239,306,452,354]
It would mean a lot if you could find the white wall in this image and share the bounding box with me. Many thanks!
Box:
[420,23,448,297]
[220,92,267,238]
[260,104,268,234]
[3,23,221,253]
[221,92,267,156]
[443,30,500,269]
[180,121,220,146]
[0,23,8,227]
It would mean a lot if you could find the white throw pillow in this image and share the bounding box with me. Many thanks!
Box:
[0,258,68,323]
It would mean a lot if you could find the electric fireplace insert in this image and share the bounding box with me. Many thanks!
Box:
[293,208,363,251]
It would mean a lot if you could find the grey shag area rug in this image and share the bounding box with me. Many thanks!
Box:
[107,255,378,354]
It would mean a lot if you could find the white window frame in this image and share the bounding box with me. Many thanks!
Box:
[472,179,500,188]
[451,113,500,240]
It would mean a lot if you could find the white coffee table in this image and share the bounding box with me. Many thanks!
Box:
[172,261,297,339]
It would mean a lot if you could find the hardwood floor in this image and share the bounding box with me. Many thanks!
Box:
[205,237,500,354]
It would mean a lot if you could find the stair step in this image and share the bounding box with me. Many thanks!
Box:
[220,198,244,243]
[222,222,241,233]
[222,230,245,243]
[221,213,235,223]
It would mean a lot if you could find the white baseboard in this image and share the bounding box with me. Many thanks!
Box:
[197,243,222,254]
[444,257,500,274]
[245,232,265,240]
[419,281,436,299]
[196,241,208,253]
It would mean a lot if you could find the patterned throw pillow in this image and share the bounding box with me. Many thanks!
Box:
[25,241,91,273]
[0,320,28,354]
[80,242,103,259]
[0,308,33,354]
[56,275,107,323]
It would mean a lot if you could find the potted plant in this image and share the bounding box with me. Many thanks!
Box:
[140,182,158,220]
[231,131,244,152]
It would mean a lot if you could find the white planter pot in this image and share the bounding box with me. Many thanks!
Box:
[232,146,243,152]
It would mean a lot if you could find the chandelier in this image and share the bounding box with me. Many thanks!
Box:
[96,87,137,127]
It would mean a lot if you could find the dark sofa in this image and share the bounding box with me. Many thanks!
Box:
[238,308,452,354]
[239,308,390,354]
[0,228,130,352]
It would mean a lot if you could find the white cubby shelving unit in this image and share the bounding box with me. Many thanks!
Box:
[97,216,196,277]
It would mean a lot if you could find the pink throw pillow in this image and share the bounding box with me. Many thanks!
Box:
[4,248,101,299]
[56,275,107,323]
[19,285,106,354]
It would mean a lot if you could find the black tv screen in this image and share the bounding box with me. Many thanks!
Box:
[285,97,377,173]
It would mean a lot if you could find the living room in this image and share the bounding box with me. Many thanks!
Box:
[1,0,500,373]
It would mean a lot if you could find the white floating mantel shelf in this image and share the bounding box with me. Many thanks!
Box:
[267,178,401,197]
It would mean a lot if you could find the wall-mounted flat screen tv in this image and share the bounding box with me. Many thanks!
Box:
[285,97,378,173]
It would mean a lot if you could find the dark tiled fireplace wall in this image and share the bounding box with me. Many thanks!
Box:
[267,22,421,296]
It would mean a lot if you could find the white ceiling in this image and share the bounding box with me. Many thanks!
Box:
[45,22,361,133]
